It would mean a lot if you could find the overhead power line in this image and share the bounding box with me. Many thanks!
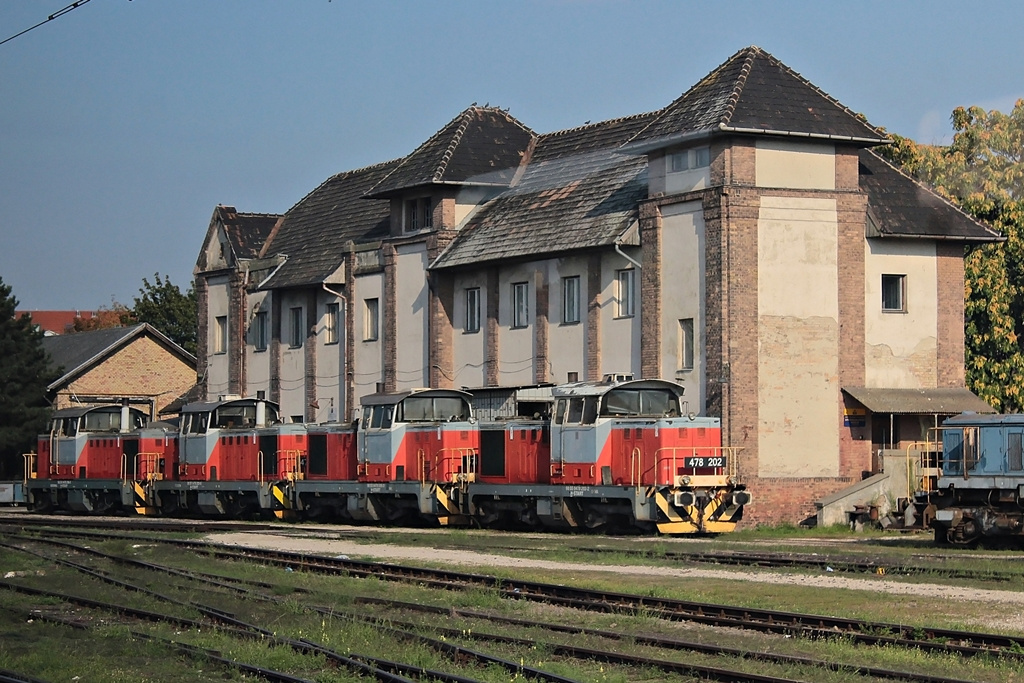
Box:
[0,0,93,48]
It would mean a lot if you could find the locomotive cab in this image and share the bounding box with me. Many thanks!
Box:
[27,403,147,513]
[155,397,281,516]
[357,389,479,524]
[546,378,747,533]
[932,413,1024,545]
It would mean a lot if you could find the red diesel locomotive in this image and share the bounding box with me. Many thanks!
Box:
[24,378,750,534]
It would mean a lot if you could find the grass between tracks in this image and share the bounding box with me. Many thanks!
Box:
[1,529,1024,682]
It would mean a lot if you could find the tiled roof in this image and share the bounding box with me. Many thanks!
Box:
[625,46,886,152]
[218,207,281,260]
[15,310,94,335]
[365,106,535,198]
[431,113,658,270]
[859,149,1003,242]
[260,160,401,289]
[42,323,195,390]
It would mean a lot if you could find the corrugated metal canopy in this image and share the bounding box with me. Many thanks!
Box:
[842,387,994,415]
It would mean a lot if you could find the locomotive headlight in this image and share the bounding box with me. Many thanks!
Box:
[681,476,691,485]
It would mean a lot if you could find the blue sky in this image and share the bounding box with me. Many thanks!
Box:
[2,0,1022,310]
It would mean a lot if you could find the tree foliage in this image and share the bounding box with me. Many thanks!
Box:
[130,273,198,357]
[880,100,1024,411]
[0,277,60,477]
[72,300,133,332]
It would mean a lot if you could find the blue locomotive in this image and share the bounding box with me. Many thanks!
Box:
[931,413,1024,545]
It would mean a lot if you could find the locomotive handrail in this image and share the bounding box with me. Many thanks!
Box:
[136,452,163,481]
[904,439,942,499]
[631,447,643,490]
[277,449,304,481]
[257,450,264,484]
[653,446,742,486]
[22,452,36,484]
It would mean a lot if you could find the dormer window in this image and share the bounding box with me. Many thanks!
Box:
[404,198,433,233]
[669,147,710,173]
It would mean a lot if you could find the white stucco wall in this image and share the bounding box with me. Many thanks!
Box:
[600,250,640,378]
[661,201,706,413]
[204,275,231,398]
[352,272,384,418]
[757,196,840,477]
[394,244,429,391]
[664,160,710,195]
[497,264,537,386]
[277,290,307,423]
[864,239,938,388]
[314,290,345,423]
[547,256,588,384]
[452,273,487,388]
[244,290,271,399]
[755,139,836,190]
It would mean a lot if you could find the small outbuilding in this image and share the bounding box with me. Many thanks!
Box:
[42,323,197,418]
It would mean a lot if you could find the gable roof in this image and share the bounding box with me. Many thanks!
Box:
[195,205,282,274]
[259,159,401,289]
[42,323,196,392]
[859,149,1003,242]
[431,112,658,270]
[220,207,281,260]
[365,106,535,198]
[624,46,886,153]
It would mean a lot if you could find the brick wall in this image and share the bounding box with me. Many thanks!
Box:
[304,289,318,421]
[534,270,549,384]
[383,243,398,392]
[586,253,602,381]
[485,269,500,386]
[639,201,662,379]
[56,336,196,417]
[195,277,209,399]
[836,192,871,477]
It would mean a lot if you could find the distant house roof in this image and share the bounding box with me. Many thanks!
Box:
[365,106,535,198]
[42,323,196,392]
[859,150,1003,243]
[16,310,95,335]
[431,112,658,270]
[624,46,886,153]
[259,160,401,289]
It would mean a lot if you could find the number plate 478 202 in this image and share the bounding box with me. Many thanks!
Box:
[683,456,726,469]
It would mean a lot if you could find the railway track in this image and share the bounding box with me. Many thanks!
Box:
[6,525,1024,664]
[7,512,1022,583]
[1,533,988,683]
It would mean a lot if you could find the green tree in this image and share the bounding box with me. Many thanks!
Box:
[0,277,60,478]
[131,273,197,356]
[880,100,1024,410]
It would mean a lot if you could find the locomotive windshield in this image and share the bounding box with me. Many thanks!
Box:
[362,404,394,430]
[183,412,209,435]
[600,388,679,417]
[51,417,79,437]
[399,395,470,423]
[81,407,145,432]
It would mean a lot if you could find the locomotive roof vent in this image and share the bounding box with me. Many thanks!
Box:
[602,373,634,384]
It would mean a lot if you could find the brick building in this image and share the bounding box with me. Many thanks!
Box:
[194,46,1000,522]
[43,323,197,418]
